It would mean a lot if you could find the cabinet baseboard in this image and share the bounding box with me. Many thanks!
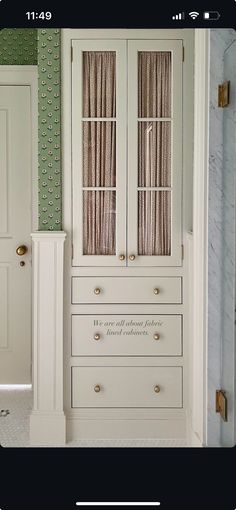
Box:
[66,417,186,441]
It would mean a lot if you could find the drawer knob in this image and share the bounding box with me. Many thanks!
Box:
[153,288,160,295]
[94,333,101,341]
[153,333,160,341]
[154,385,161,393]
[94,288,101,295]
[129,254,136,261]
[119,254,125,261]
[94,385,101,393]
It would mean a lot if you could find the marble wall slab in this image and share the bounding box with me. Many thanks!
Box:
[208,29,236,446]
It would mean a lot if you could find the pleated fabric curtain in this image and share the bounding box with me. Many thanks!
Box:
[82,52,116,255]
[138,51,171,256]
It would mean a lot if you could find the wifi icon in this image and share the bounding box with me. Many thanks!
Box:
[189,11,200,19]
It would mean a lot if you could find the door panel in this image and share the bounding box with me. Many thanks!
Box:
[128,40,183,266]
[72,40,127,266]
[0,86,31,383]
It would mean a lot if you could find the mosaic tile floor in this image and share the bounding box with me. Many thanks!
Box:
[0,388,187,448]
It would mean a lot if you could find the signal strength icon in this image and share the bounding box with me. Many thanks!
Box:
[172,12,185,20]
[189,11,200,19]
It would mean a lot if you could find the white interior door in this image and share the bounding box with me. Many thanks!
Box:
[0,86,32,383]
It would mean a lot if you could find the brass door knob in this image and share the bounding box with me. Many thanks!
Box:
[94,333,101,341]
[129,254,136,261]
[16,245,28,256]
[119,254,125,261]
[153,288,160,295]
[154,385,161,393]
[153,333,160,340]
[94,385,101,393]
[94,288,101,295]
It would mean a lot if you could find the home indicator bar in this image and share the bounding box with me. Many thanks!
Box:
[75,503,161,507]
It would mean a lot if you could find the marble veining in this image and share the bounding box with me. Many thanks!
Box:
[208,29,236,446]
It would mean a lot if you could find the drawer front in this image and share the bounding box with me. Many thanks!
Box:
[72,366,182,408]
[72,315,182,356]
[72,277,182,304]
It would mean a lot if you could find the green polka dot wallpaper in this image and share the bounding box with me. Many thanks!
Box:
[0,29,37,65]
[0,28,62,231]
[38,29,61,231]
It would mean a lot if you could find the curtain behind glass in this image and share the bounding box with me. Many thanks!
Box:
[83,51,116,117]
[83,191,116,255]
[138,122,171,187]
[82,52,116,255]
[138,191,171,255]
[138,51,171,118]
[138,52,171,256]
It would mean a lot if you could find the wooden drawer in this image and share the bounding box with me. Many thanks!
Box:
[71,366,182,408]
[72,315,182,356]
[72,277,182,304]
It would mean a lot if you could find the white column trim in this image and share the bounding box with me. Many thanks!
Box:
[193,29,210,446]
[30,231,66,445]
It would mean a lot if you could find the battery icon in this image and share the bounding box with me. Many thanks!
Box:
[204,11,220,19]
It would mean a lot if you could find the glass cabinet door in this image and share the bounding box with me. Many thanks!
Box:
[128,40,183,266]
[72,41,126,266]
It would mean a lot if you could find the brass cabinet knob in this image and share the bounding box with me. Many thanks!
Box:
[129,254,136,261]
[119,254,125,261]
[153,333,160,341]
[154,385,161,393]
[94,333,101,341]
[153,288,160,295]
[94,288,101,295]
[16,245,28,256]
[94,385,101,393]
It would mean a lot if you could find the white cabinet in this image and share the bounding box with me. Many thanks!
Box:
[72,39,183,267]
[72,366,183,408]
[71,276,182,304]
[71,315,182,356]
[64,29,192,441]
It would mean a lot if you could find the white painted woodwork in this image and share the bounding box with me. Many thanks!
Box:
[72,38,183,268]
[72,366,182,408]
[71,357,184,368]
[0,86,31,383]
[66,417,186,440]
[0,110,7,234]
[71,314,182,356]
[128,40,183,267]
[30,232,66,445]
[62,29,194,444]
[192,30,210,446]
[0,266,8,349]
[72,277,182,304]
[72,40,127,267]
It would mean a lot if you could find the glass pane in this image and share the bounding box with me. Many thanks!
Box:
[138,52,171,118]
[83,51,116,117]
[83,122,116,187]
[138,122,171,187]
[138,191,171,255]
[83,191,116,255]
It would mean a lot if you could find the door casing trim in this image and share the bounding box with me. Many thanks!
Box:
[0,66,38,232]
